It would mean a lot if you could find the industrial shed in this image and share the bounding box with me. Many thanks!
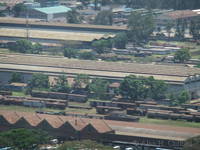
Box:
[0,54,200,97]
[29,6,71,21]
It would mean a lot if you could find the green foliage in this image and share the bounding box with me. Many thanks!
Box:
[113,32,128,49]
[175,19,187,39]
[174,48,191,63]
[128,11,155,45]
[66,9,81,24]
[27,73,49,92]
[103,0,200,10]
[92,39,112,54]
[63,48,77,58]
[119,75,167,101]
[58,140,114,150]
[89,78,109,99]
[13,3,26,17]
[94,10,113,25]
[189,20,200,40]
[171,91,191,106]
[51,75,70,93]
[79,51,96,60]
[0,128,50,150]
[9,72,22,83]
[165,22,174,38]
[73,74,89,89]
[183,135,200,150]
[8,40,42,54]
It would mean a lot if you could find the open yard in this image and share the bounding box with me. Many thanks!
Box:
[140,117,200,128]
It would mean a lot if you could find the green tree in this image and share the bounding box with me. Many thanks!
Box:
[32,42,43,54]
[28,73,49,91]
[145,76,167,100]
[63,48,77,58]
[12,3,26,17]
[119,75,147,100]
[58,140,114,150]
[0,128,50,150]
[165,22,174,38]
[119,75,167,101]
[94,10,113,25]
[8,40,33,53]
[174,48,191,63]
[89,78,109,99]
[51,75,70,93]
[128,11,155,46]
[183,135,200,150]
[66,9,81,24]
[79,51,96,60]
[8,40,42,54]
[170,91,191,106]
[10,72,22,83]
[189,20,200,40]
[113,32,128,49]
[177,91,191,105]
[92,39,112,54]
[73,74,89,89]
[175,19,187,39]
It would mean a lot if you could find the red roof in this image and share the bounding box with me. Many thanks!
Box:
[0,110,113,133]
[166,10,199,19]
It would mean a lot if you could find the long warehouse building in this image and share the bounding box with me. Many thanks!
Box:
[0,54,200,97]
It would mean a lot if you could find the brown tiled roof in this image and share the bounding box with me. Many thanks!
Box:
[0,110,113,133]
[167,10,199,19]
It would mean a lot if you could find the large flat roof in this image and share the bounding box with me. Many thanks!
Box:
[0,28,115,42]
[34,6,71,14]
[0,54,199,83]
[0,17,127,31]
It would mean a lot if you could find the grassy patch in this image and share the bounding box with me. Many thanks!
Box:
[0,48,11,54]
[12,91,27,97]
[140,117,200,128]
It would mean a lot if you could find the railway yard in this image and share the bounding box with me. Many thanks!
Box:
[0,14,200,149]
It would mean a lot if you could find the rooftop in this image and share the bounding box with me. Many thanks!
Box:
[0,54,199,84]
[0,110,112,133]
[166,10,199,19]
[0,110,199,141]
[34,6,71,14]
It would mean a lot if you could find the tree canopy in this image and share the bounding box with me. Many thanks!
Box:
[66,9,81,24]
[63,48,77,58]
[128,11,155,46]
[92,39,112,54]
[89,78,109,99]
[119,75,167,101]
[174,48,191,63]
[27,73,49,91]
[94,10,113,25]
[113,32,128,49]
[183,135,200,150]
[58,140,114,150]
[12,3,26,17]
[51,75,70,93]
[8,40,42,54]
[0,128,50,150]
[9,72,22,83]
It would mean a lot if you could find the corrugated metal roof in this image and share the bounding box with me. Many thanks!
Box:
[34,6,71,14]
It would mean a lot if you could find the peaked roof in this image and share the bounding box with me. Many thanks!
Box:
[0,110,113,134]
[34,6,71,14]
